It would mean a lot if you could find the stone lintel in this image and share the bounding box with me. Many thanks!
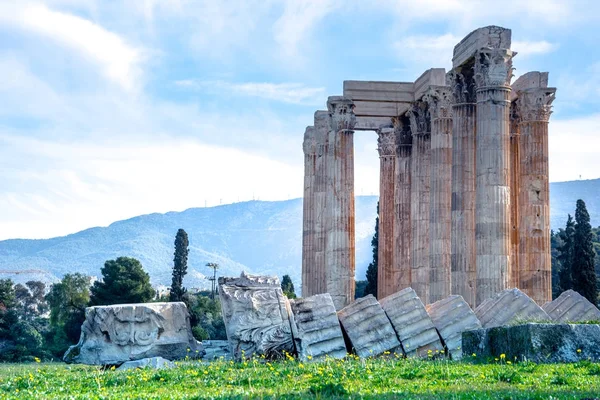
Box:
[510,71,549,101]
[413,68,447,100]
[453,26,512,69]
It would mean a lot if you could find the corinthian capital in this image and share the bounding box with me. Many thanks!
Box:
[448,71,476,104]
[424,86,453,119]
[327,96,356,132]
[303,126,317,156]
[377,127,397,158]
[392,116,412,148]
[474,48,514,89]
[405,101,430,135]
[515,87,556,122]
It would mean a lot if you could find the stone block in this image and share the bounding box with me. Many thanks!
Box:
[289,293,347,361]
[117,356,174,371]
[337,295,401,358]
[218,272,294,361]
[453,26,512,68]
[63,302,201,365]
[426,295,481,360]
[542,290,600,323]
[201,340,231,361]
[474,288,550,329]
[463,323,600,363]
[380,288,444,357]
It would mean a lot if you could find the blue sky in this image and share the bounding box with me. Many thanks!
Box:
[1,0,599,240]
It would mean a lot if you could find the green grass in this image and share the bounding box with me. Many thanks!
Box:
[1,355,600,399]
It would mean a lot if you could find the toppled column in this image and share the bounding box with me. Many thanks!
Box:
[218,273,294,360]
[542,289,600,323]
[473,43,514,306]
[338,295,401,358]
[380,287,444,357]
[325,97,356,309]
[289,293,347,361]
[515,81,556,305]
[302,112,329,297]
[449,68,477,308]
[393,116,413,291]
[407,101,431,302]
[425,86,453,304]
[377,126,398,299]
[425,295,481,360]
[474,288,550,328]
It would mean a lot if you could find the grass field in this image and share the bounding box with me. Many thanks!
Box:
[1,355,600,399]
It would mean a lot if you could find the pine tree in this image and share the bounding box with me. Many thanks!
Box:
[572,199,598,305]
[281,275,296,299]
[557,214,575,293]
[90,257,155,306]
[364,202,379,298]
[170,229,189,302]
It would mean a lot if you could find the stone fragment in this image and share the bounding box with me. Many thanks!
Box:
[201,340,231,361]
[117,356,174,371]
[380,288,444,357]
[63,302,202,365]
[289,293,347,361]
[426,295,481,360]
[542,290,600,323]
[218,272,294,361]
[463,323,600,363]
[337,295,401,358]
[474,288,550,328]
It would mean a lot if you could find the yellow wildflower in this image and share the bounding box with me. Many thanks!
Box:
[34,357,41,363]
[577,349,582,353]
[500,354,506,360]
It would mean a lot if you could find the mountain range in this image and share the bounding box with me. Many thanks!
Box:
[1,179,599,292]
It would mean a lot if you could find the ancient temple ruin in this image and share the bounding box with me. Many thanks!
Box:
[301,26,556,310]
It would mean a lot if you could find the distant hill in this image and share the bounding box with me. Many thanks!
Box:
[1,178,599,292]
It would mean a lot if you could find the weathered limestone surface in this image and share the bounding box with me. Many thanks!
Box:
[394,117,413,291]
[380,288,444,357]
[377,127,398,299]
[325,97,356,310]
[463,323,600,363]
[474,47,514,306]
[407,101,431,303]
[426,86,453,304]
[474,288,550,328]
[117,357,174,371]
[338,295,401,358]
[543,290,600,323]
[201,340,231,361]
[449,69,477,308]
[218,273,294,360]
[289,293,347,361]
[426,295,481,360]
[509,102,520,289]
[63,302,201,365]
[453,26,512,69]
[516,84,556,305]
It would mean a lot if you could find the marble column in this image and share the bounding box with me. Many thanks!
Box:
[302,125,317,297]
[393,116,413,291]
[377,127,397,299]
[516,87,556,305]
[509,104,521,289]
[449,70,477,308]
[425,86,453,304]
[474,48,514,306]
[325,96,356,310]
[407,101,431,303]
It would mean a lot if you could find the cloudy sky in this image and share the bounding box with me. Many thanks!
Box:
[1,0,599,240]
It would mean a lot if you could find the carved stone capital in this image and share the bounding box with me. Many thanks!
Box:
[377,127,397,157]
[515,87,556,122]
[448,71,476,104]
[405,101,430,135]
[392,117,412,149]
[424,86,453,120]
[474,48,514,89]
[327,96,356,133]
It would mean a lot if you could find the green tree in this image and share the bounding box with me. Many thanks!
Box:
[364,202,379,298]
[170,229,189,302]
[281,275,297,299]
[90,257,155,306]
[557,214,575,293]
[355,280,367,299]
[572,200,598,305]
[183,293,226,341]
[46,273,91,355]
[0,279,17,340]
[14,281,48,323]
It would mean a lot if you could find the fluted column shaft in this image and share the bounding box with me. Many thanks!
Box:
[517,88,556,305]
[394,118,412,291]
[302,126,316,297]
[474,48,514,306]
[377,127,397,299]
[426,87,453,303]
[509,105,520,288]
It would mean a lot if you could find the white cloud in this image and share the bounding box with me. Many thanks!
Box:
[393,33,459,70]
[512,40,557,56]
[0,2,143,91]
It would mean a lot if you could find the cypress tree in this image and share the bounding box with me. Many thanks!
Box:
[557,214,575,293]
[364,202,379,298]
[170,229,189,302]
[572,200,598,305]
[281,275,297,299]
